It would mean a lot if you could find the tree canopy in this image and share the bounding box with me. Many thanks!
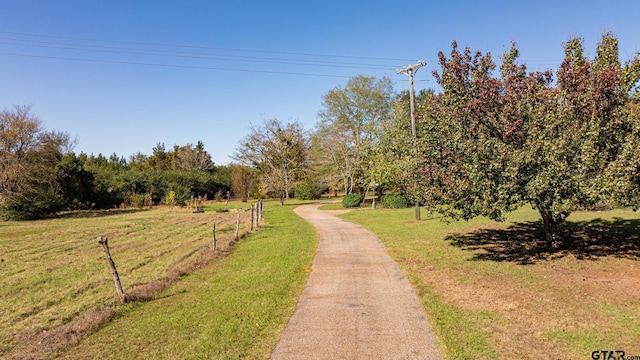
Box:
[0,105,76,219]
[233,119,309,205]
[313,75,394,196]
[398,33,640,247]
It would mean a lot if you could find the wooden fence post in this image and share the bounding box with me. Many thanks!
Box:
[97,236,126,304]
[235,213,240,240]
[250,205,254,231]
[212,224,217,250]
[257,200,260,222]
[254,202,258,228]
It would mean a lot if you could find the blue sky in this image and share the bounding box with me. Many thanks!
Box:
[1,1,638,165]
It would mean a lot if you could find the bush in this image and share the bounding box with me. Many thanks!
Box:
[163,190,177,208]
[129,193,146,208]
[295,180,324,200]
[0,189,66,220]
[342,194,362,208]
[381,193,410,209]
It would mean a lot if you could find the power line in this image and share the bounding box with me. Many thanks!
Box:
[0,51,357,78]
[0,30,569,79]
[0,37,398,71]
[0,30,425,78]
[0,30,416,63]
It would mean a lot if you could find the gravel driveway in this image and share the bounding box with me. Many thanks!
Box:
[270,203,443,360]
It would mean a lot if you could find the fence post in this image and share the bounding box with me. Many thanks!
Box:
[97,236,126,304]
[212,224,217,250]
[235,213,240,240]
[250,205,254,231]
[254,202,259,228]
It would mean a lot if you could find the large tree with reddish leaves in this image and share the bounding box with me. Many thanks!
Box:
[406,33,640,248]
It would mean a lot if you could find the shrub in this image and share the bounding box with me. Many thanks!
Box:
[163,190,177,208]
[381,193,410,209]
[0,189,66,220]
[342,194,362,208]
[129,193,146,208]
[295,180,324,200]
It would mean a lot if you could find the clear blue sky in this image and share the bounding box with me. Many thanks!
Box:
[1,1,638,165]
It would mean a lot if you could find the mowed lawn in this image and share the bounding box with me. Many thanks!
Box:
[338,206,640,359]
[0,201,317,359]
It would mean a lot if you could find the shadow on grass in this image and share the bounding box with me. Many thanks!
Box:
[445,218,640,265]
[53,208,149,219]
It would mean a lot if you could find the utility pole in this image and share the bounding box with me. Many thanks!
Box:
[397,61,426,221]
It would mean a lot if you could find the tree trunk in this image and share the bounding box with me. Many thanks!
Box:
[538,208,560,250]
[537,206,571,250]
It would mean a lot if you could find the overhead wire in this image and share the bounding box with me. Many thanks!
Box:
[0,37,399,70]
[0,30,565,79]
[0,30,417,62]
[0,30,427,78]
[0,51,358,78]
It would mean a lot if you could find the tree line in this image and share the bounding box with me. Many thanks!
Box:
[234,33,639,248]
[0,105,234,220]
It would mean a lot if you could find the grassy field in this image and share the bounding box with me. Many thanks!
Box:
[0,201,292,359]
[339,206,640,359]
[3,198,639,359]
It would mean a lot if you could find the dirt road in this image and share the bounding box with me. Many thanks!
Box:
[270,203,442,360]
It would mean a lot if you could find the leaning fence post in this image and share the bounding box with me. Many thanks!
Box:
[235,213,240,240]
[97,236,126,304]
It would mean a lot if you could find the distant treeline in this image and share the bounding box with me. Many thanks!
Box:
[0,106,232,220]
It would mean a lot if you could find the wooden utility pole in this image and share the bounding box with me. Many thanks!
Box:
[397,61,426,221]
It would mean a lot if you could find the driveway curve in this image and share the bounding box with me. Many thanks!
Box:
[270,203,442,360]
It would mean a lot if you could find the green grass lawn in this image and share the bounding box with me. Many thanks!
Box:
[60,201,317,359]
[339,206,640,359]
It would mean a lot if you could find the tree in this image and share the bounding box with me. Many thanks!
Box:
[55,153,95,209]
[373,89,434,198]
[314,75,394,196]
[406,34,640,248]
[0,105,42,199]
[234,119,309,205]
[147,142,168,170]
[0,105,75,219]
[172,141,214,171]
[231,164,259,202]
